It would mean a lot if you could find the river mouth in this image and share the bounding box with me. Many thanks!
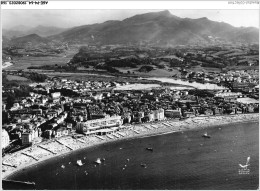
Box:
[4,121,259,190]
[145,77,227,90]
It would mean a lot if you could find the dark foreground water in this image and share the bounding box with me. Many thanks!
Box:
[5,121,259,190]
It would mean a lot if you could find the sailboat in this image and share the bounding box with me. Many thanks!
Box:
[202,132,211,138]
[76,160,83,166]
[95,158,102,164]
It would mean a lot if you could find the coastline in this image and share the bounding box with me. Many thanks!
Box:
[2,113,259,180]
[2,62,13,69]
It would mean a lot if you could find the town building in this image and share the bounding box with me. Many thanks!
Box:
[21,131,33,145]
[2,129,10,149]
[76,115,123,134]
[165,109,181,118]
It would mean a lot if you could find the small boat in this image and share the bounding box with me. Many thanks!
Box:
[95,158,102,164]
[202,133,211,138]
[61,165,65,169]
[146,147,153,152]
[77,160,83,166]
[101,158,106,162]
[84,171,88,175]
[140,163,147,168]
[127,159,130,162]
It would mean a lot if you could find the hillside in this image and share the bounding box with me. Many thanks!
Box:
[9,34,50,47]
[50,10,259,45]
[3,25,67,39]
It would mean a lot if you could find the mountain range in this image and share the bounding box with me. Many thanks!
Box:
[3,10,259,47]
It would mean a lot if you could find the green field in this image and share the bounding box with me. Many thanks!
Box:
[4,49,78,70]
[6,75,29,81]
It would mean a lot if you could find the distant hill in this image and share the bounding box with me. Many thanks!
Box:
[2,29,27,40]
[26,25,67,37]
[50,10,259,45]
[2,36,11,47]
[9,34,50,47]
[3,25,67,39]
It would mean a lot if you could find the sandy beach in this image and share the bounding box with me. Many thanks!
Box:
[2,62,13,69]
[2,113,259,179]
[114,83,161,90]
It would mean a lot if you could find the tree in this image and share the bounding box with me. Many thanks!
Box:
[6,94,16,109]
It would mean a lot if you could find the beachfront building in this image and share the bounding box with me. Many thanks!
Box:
[154,109,165,121]
[165,109,182,119]
[21,131,33,145]
[148,111,155,122]
[183,111,196,118]
[76,115,123,135]
[53,126,69,138]
[2,129,10,149]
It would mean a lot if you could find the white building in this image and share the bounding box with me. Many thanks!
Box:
[165,109,181,118]
[2,129,10,149]
[51,92,61,99]
[154,109,165,121]
[76,115,123,134]
[21,132,33,145]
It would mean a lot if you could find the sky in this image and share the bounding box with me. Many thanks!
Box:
[2,9,259,30]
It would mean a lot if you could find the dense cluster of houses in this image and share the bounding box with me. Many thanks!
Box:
[30,77,128,95]
[178,69,259,87]
[2,77,259,154]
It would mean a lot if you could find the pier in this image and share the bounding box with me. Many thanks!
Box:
[21,152,39,161]
[2,162,17,168]
[56,140,74,150]
[77,139,86,143]
[106,134,114,139]
[2,180,36,190]
[37,145,57,154]
[150,125,158,129]
[112,133,120,138]
[142,125,152,130]
[162,122,172,127]
[117,132,125,137]
[95,135,105,140]
[167,122,175,126]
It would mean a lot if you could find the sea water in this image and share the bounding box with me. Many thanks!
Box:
[5,121,259,190]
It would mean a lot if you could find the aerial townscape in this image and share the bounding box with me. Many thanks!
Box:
[1,9,259,190]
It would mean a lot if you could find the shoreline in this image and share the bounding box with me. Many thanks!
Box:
[2,62,13,69]
[2,113,259,180]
